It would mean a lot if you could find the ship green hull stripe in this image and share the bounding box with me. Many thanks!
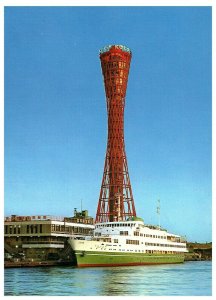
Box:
[75,252,181,258]
[75,251,185,267]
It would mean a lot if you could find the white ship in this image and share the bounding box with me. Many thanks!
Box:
[69,217,188,267]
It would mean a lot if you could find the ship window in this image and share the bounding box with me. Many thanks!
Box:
[126,239,139,245]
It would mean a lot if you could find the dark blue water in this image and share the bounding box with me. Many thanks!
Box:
[4,261,212,296]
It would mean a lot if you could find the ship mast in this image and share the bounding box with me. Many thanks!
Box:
[157,199,161,230]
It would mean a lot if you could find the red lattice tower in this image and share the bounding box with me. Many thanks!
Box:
[96,45,136,223]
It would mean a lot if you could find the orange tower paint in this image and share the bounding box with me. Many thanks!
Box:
[96,45,136,223]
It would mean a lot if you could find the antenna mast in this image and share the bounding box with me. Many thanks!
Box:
[157,199,161,230]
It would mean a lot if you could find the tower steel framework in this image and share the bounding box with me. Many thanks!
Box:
[96,45,136,223]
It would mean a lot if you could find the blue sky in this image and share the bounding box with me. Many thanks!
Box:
[4,6,212,242]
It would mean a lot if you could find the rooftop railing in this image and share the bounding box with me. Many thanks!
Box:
[99,44,131,55]
[4,215,65,222]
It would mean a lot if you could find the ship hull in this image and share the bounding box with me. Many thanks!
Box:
[74,250,185,267]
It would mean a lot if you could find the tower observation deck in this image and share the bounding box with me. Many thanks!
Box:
[95,45,136,223]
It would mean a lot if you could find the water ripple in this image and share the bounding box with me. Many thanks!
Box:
[4,261,212,296]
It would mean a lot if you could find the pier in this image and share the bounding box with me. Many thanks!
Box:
[185,242,212,261]
[4,210,93,267]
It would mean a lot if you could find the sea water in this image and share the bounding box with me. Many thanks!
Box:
[4,261,212,296]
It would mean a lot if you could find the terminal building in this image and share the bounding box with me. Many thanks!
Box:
[4,209,94,264]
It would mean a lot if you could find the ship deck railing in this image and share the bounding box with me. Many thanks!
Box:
[21,240,65,245]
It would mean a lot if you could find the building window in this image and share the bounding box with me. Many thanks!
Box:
[5,225,8,234]
[27,225,29,234]
[120,231,128,236]
[40,224,43,233]
[18,226,21,234]
[14,227,16,234]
